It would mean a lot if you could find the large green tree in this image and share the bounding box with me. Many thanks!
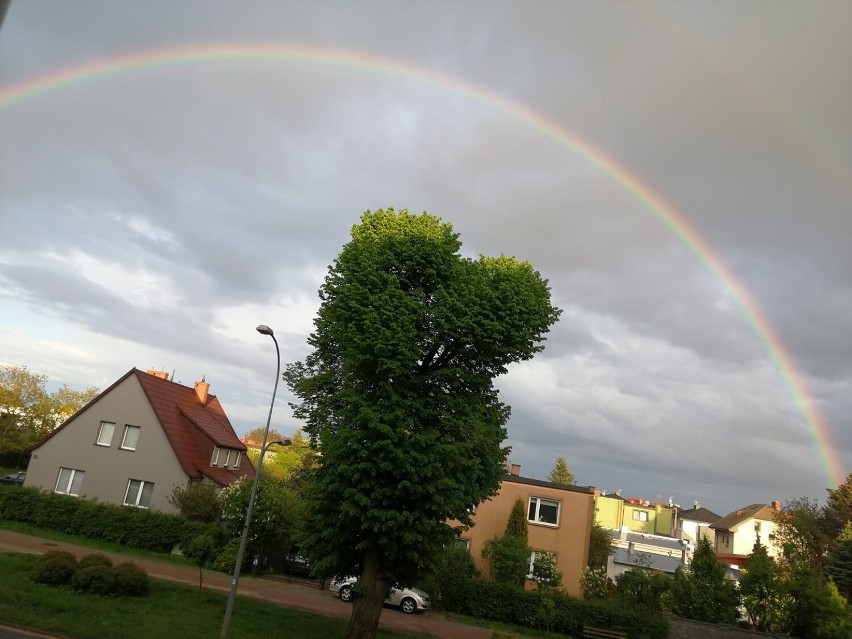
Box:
[285,208,560,639]
[0,365,98,461]
[219,476,305,571]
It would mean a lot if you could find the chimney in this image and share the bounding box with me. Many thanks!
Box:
[510,464,521,476]
[146,369,170,380]
[771,501,781,512]
[194,379,210,405]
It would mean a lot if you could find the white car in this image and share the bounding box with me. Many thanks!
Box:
[329,576,431,614]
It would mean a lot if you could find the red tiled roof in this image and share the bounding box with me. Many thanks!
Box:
[133,369,255,487]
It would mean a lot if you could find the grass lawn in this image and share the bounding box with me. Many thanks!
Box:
[0,518,197,567]
[0,552,426,639]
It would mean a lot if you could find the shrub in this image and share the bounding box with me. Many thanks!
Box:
[72,565,116,595]
[31,551,78,587]
[0,487,220,554]
[78,553,113,570]
[482,535,530,587]
[211,537,241,573]
[112,562,149,597]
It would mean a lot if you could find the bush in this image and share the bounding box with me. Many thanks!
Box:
[31,551,78,587]
[112,562,149,597]
[78,553,113,570]
[211,537,241,574]
[0,487,221,554]
[440,574,668,639]
[72,565,116,595]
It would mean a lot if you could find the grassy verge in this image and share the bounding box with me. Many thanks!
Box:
[0,552,425,639]
[0,519,196,566]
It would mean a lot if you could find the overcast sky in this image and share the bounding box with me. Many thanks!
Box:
[1,1,850,516]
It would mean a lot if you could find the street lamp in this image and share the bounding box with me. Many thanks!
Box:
[220,324,284,639]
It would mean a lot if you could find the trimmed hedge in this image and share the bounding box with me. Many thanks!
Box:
[441,577,668,639]
[31,552,150,597]
[0,487,222,553]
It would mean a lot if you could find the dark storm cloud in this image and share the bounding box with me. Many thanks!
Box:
[1,0,849,513]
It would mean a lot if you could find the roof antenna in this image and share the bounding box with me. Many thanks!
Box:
[202,374,206,382]
[171,369,175,381]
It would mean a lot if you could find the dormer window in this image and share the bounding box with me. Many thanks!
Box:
[211,446,242,469]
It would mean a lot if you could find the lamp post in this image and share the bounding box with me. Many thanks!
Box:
[220,324,283,639]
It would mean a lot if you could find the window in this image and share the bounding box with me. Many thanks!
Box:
[527,551,555,578]
[632,510,649,522]
[528,497,560,526]
[210,446,242,469]
[95,421,115,446]
[212,447,242,469]
[120,425,141,450]
[124,479,154,508]
[55,467,85,496]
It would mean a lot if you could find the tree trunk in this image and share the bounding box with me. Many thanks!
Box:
[346,548,389,639]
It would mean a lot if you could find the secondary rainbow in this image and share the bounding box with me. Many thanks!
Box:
[1,43,842,487]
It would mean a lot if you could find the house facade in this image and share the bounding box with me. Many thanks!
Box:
[710,502,782,567]
[595,493,675,536]
[24,368,253,513]
[459,464,596,597]
[674,506,720,546]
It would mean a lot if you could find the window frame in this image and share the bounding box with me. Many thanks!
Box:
[95,421,115,447]
[632,510,649,522]
[55,467,85,496]
[527,496,561,527]
[123,478,155,509]
[120,425,141,451]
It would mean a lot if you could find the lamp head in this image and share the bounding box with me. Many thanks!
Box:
[256,324,274,336]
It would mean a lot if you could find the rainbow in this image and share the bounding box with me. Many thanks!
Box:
[1,43,843,487]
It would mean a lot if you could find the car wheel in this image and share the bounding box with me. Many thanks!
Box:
[400,597,417,614]
[339,585,353,602]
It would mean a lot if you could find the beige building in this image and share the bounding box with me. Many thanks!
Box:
[459,464,596,597]
[710,502,783,566]
[25,368,253,513]
[674,505,720,546]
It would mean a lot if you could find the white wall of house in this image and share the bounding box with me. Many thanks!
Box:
[678,520,715,546]
[25,374,188,513]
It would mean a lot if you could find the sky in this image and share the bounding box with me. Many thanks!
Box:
[1,1,850,516]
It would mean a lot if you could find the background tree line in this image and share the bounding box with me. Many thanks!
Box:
[0,365,98,466]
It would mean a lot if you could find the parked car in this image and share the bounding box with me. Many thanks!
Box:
[0,471,25,485]
[329,576,431,614]
[284,547,312,576]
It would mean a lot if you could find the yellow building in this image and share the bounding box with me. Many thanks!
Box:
[594,493,675,536]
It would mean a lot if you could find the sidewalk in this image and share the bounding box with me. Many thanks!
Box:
[0,529,491,639]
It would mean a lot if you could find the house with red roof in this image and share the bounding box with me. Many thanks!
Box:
[24,368,254,513]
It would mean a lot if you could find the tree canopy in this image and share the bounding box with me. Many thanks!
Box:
[670,536,740,624]
[547,456,576,485]
[0,365,98,462]
[285,208,560,639]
